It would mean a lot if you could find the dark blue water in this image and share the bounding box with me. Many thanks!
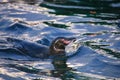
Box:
[0,0,120,80]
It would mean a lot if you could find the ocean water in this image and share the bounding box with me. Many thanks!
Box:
[0,0,120,80]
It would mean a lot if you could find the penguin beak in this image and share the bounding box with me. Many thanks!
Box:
[61,38,76,45]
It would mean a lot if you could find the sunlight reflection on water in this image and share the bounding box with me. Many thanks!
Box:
[0,0,120,80]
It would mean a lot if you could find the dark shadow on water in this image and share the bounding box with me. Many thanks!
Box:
[51,55,70,78]
[40,0,120,20]
[43,21,70,29]
[4,53,104,80]
[5,55,73,79]
[84,40,120,58]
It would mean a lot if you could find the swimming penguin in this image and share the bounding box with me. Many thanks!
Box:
[3,37,75,59]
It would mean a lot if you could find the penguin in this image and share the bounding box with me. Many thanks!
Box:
[2,37,75,59]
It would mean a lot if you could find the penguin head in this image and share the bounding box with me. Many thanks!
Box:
[50,37,75,55]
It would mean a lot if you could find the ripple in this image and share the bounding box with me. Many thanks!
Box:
[0,0,120,80]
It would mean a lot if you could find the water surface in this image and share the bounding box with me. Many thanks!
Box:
[0,0,120,80]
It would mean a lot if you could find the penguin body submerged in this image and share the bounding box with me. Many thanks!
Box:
[3,37,75,59]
